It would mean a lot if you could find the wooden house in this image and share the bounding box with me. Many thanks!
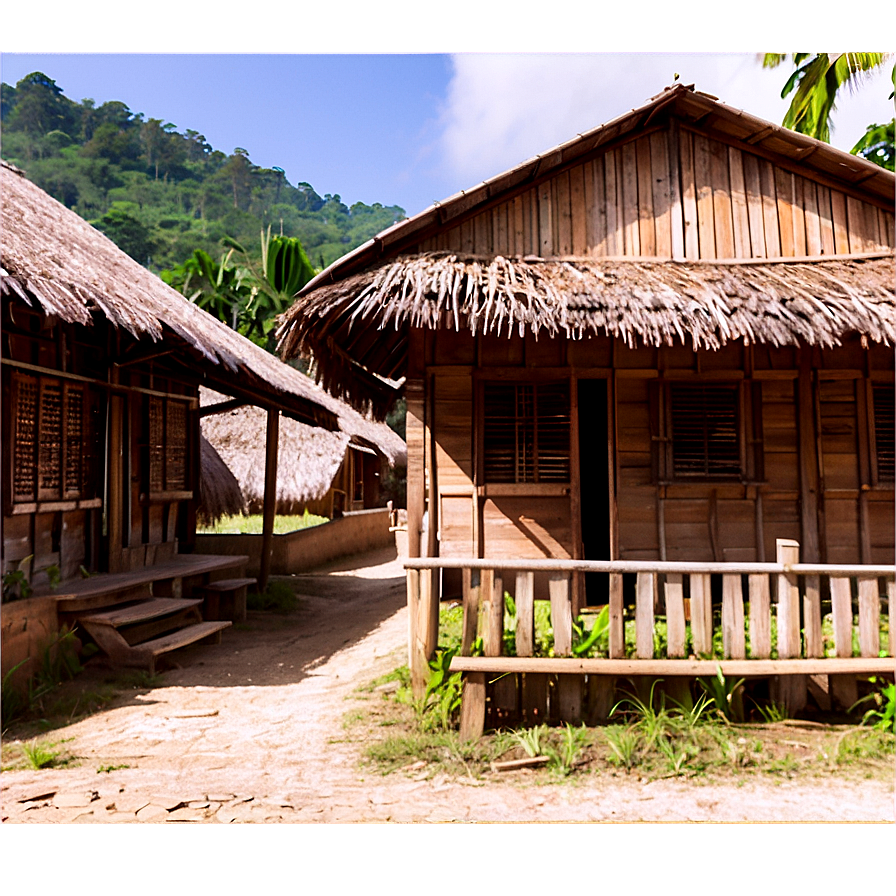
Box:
[200,386,406,519]
[277,85,895,723]
[1,159,354,676]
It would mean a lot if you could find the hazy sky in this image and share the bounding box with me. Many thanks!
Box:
[3,12,893,218]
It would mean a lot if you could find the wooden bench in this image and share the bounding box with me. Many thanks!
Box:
[194,577,257,623]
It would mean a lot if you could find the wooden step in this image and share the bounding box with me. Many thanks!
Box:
[79,598,203,628]
[131,621,232,674]
[201,577,257,592]
[196,577,256,623]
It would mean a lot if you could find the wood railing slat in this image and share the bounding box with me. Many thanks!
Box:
[549,573,572,656]
[722,573,746,659]
[609,572,625,659]
[482,569,503,658]
[776,540,801,659]
[665,573,686,658]
[462,567,481,657]
[636,572,656,659]
[748,573,772,659]
[888,580,895,658]
[407,568,426,697]
[803,574,823,658]
[515,571,535,657]
[858,577,880,659]
[690,573,713,656]
[830,576,853,659]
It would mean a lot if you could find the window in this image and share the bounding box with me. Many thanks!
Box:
[669,383,742,479]
[146,396,190,495]
[10,372,102,507]
[872,383,894,483]
[483,382,570,483]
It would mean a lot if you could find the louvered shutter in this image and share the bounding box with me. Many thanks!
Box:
[873,383,894,483]
[670,383,741,479]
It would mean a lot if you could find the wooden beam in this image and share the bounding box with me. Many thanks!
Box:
[257,408,279,594]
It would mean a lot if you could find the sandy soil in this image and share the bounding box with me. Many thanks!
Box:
[2,546,894,824]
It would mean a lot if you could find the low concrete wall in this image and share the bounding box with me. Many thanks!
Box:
[195,507,395,577]
[1,596,59,689]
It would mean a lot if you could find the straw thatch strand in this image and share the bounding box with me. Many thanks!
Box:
[197,435,246,524]
[277,251,896,412]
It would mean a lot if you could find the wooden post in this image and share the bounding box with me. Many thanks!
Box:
[635,572,656,659]
[773,538,806,713]
[608,573,624,659]
[748,574,772,658]
[857,577,880,658]
[258,407,279,594]
[407,568,427,699]
[459,673,486,741]
[461,568,481,656]
[803,574,823,659]
[515,571,535,657]
[830,577,858,711]
[665,573,686,658]
[482,569,503,658]
[721,574,746,659]
[690,573,713,657]
[797,350,821,562]
[550,573,580,722]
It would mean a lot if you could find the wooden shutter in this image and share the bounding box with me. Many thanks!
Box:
[165,399,188,490]
[37,378,64,499]
[12,374,39,502]
[670,383,741,479]
[873,383,894,483]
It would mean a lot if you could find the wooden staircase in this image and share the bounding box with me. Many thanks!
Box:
[48,554,252,675]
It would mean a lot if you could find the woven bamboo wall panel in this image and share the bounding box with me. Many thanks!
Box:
[13,375,38,502]
[419,128,895,259]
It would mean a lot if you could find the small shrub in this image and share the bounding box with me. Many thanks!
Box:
[604,725,641,771]
[247,580,298,613]
[21,739,60,770]
[851,677,895,734]
[697,665,745,723]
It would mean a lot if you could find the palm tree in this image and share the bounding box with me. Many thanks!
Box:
[762,53,894,143]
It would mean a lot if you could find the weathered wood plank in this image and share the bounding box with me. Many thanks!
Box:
[693,133,715,257]
[775,169,795,256]
[830,575,853,658]
[803,574,823,658]
[666,122,685,259]
[759,159,781,256]
[459,672,486,740]
[555,171,573,255]
[570,163,588,255]
[803,179,822,256]
[748,573,772,658]
[515,571,535,657]
[538,181,553,256]
[831,190,851,254]
[742,151,766,258]
[816,185,835,254]
[889,580,896,658]
[728,146,750,258]
[690,572,713,657]
[722,573,746,659]
[622,142,640,255]
[636,137,656,256]
[776,539,802,658]
[679,129,700,260]
[636,571,656,659]
[857,577,880,658]
[710,139,734,258]
[649,131,672,257]
[483,570,504,658]
[605,150,621,256]
[609,572,624,659]
[665,573,686,658]
[791,176,807,256]
[462,567,481,656]
[549,573,573,656]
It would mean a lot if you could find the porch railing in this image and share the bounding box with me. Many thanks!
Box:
[405,539,895,733]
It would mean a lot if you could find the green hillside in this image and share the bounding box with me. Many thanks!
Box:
[1,71,406,274]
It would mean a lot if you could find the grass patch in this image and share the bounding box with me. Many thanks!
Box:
[247,580,300,613]
[198,510,328,535]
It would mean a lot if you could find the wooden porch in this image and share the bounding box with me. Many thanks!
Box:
[405,539,895,740]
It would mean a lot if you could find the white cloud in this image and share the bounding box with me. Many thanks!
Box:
[438,53,895,190]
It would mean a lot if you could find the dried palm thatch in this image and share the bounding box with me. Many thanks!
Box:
[0,160,348,428]
[200,387,405,513]
[278,251,896,411]
[197,434,246,524]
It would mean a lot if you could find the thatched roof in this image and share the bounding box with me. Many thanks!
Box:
[0,159,348,429]
[277,84,896,415]
[199,386,406,510]
[197,434,246,524]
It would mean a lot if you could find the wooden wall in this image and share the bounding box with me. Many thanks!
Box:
[418,125,895,260]
[424,328,894,570]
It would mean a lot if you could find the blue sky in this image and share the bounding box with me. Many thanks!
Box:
[3,12,893,219]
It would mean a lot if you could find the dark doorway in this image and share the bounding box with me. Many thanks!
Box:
[578,379,611,605]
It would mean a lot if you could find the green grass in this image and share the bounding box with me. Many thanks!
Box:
[198,510,328,535]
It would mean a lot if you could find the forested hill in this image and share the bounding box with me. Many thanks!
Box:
[0,71,406,273]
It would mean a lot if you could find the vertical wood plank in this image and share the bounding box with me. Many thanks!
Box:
[722,574,746,659]
[586,676,615,724]
[710,138,734,258]
[798,349,821,562]
[858,577,880,658]
[693,133,715,258]
[650,130,672,257]
[742,152,766,258]
[888,580,896,658]
[605,149,621,256]
[589,156,606,256]
[461,567,481,656]
[748,574,772,658]
[666,121,685,259]
[538,181,553,256]
[483,570,504,657]
[665,573,686,658]
[803,574,823,658]
[570,163,587,255]
[727,146,750,258]
[791,176,807,255]
[608,572,624,659]
[831,190,850,254]
[515,571,535,657]
[459,672,486,740]
[636,137,656,256]
[258,408,279,593]
[622,142,640,255]
[549,573,573,656]
[816,185,835,254]
[803,179,822,255]
[776,539,801,658]
[690,573,713,657]
[830,576,854,658]
[635,571,656,659]
[679,129,700,260]
[759,159,781,256]
[555,171,572,255]
[775,169,796,256]
[512,195,524,256]
[492,203,508,256]
[846,196,869,253]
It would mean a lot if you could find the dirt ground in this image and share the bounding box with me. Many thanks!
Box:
[2,545,894,824]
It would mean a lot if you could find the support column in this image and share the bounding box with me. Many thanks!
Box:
[258,407,279,593]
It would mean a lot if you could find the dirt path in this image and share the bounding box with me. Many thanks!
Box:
[2,547,894,823]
